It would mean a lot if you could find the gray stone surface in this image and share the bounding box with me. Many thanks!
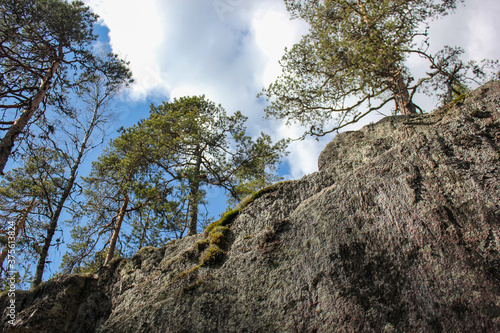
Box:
[2,81,500,332]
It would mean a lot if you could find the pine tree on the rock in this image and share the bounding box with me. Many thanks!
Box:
[262,0,498,137]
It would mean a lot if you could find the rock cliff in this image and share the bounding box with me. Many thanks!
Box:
[2,81,500,332]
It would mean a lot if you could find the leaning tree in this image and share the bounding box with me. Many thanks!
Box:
[261,0,498,137]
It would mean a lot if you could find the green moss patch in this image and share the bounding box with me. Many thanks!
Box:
[181,181,286,274]
[452,93,467,105]
[175,265,200,281]
[208,226,229,247]
[195,239,209,252]
[199,244,226,267]
[137,246,158,255]
[204,181,285,236]
[248,183,280,201]
[205,208,240,235]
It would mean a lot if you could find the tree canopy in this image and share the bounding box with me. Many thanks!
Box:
[147,97,288,235]
[0,0,132,174]
[0,147,66,285]
[261,0,498,137]
[62,96,288,272]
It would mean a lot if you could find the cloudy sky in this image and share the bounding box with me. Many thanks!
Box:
[84,0,500,179]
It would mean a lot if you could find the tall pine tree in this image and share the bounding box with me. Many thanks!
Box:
[262,0,498,137]
[0,0,132,173]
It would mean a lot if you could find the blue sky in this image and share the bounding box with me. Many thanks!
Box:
[35,0,500,279]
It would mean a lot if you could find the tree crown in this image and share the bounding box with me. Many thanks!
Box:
[262,0,497,138]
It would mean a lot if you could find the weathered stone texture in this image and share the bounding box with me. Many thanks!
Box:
[2,81,500,332]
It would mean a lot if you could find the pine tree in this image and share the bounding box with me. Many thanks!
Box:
[0,0,132,173]
[0,147,66,287]
[262,0,498,137]
[135,96,288,235]
[61,132,174,271]
[63,96,287,273]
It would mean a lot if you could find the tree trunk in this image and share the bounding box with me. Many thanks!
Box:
[445,79,454,105]
[187,148,203,236]
[104,195,129,266]
[0,198,36,276]
[32,102,101,288]
[390,71,416,115]
[443,64,462,104]
[187,181,200,236]
[354,1,416,116]
[0,59,62,175]
[33,201,63,288]
[32,168,78,287]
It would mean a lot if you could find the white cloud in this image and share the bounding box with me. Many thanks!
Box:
[276,122,326,179]
[251,2,309,87]
[85,0,168,98]
[426,0,500,61]
[85,0,500,179]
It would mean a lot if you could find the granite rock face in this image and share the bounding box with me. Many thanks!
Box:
[2,82,500,332]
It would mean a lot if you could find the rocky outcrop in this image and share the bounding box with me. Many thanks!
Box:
[2,81,500,332]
